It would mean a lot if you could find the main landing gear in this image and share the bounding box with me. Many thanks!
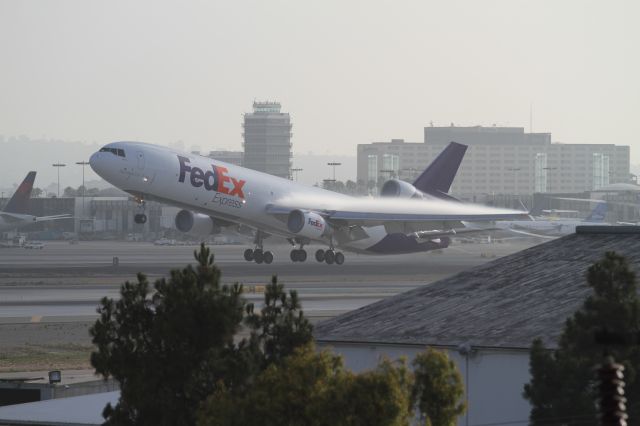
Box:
[314,248,345,265]
[243,230,273,264]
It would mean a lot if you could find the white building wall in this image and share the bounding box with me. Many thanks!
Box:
[357,134,630,197]
[318,342,532,426]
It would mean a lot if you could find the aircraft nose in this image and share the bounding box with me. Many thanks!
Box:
[89,151,104,175]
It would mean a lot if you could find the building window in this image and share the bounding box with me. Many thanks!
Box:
[534,153,547,193]
[592,153,610,190]
[367,155,378,193]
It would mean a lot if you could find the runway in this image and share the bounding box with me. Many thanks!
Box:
[0,239,539,371]
[0,240,536,323]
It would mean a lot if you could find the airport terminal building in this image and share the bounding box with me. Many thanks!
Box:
[357,126,630,199]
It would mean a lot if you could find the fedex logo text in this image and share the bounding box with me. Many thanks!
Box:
[178,156,246,199]
[308,218,323,229]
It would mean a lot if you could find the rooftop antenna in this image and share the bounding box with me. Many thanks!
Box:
[529,102,533,133]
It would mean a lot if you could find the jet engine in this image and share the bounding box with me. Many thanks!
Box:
[287,209,332,239]
[174,210,221,235]
[380,179,424,199]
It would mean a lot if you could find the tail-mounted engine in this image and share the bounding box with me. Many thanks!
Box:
[380,179,425,199]
[287,209,332,239]
[174,210,221,235]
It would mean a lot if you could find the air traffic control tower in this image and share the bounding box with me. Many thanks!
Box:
[242,101,292,179]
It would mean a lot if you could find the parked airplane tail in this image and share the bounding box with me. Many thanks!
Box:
[3,172,36,214]
[585,202,607,222]
[412,142,467,198]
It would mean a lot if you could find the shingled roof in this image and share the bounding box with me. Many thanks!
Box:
[315,226,640,350]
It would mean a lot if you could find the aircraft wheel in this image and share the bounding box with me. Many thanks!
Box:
[263,251,274,264]
[134,213,147,224]
[298,249,307,262]
[315,249,325,262]
[244,248,254,261]
[335,252,345,265]
[254,249,264,264]
[290,250,299,262]
[324,250,335,265]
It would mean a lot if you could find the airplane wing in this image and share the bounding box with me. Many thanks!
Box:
[266,194,528,231]
[35,214,73,221]
[504,227,557,240]
[0,212,34,222]
[413,227,499,239]
[0,212,72,223]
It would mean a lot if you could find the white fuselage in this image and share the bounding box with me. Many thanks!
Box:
[0,213,39,233]
[90,142,401,253]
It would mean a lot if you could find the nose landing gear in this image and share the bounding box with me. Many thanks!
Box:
[134,197,147,224]
[290,249,307,262]
[134,213,147,224]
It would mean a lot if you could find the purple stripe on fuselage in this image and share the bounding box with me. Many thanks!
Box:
[366,233,450,254]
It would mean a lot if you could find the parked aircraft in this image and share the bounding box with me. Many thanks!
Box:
[89,142,527,264]
[0,172,72,233]
[496,201,609,238]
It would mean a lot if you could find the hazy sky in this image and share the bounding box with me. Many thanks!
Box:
[1,0,638,178]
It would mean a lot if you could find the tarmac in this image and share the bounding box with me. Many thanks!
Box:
[0,239,537,372]
[0,240,536,322]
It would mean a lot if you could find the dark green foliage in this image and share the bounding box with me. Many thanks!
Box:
[412,348,466,426]
[91,243,465,425]
[90,244,249,425]
[245,275,313,367]
[197,344,414,426]
[524,251,640,425]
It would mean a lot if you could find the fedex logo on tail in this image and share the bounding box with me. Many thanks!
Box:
[178,156,246,199]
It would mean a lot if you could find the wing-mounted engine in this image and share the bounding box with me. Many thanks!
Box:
[175,210,222,235]
[380,179,424,199]
[287,209,332,239]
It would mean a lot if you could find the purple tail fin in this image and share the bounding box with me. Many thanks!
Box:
[412,142,467,197]
[4,172,36,214]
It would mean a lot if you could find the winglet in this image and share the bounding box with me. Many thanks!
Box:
[412,142,467,197]
[4,172,36,214]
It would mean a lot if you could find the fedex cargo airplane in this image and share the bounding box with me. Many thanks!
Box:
[0,172,72,233]
[89,141,526,265]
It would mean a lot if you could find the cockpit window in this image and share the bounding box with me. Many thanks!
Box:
[99,147,126,157]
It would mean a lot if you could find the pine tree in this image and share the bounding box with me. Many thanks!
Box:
[244,275,313,367]
[90,244,249,425]
[524,251,640,425]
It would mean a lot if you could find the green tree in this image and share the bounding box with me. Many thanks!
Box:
[90,244,249,425]
[63,186,77,197]
[245,275,313,367]
[412,348,466,426]
[197,344,414,426]
[524,251,640,425]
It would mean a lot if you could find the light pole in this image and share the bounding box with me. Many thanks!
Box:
[291,167,303,181]
[75,161,90,218]
[327,162,341,182]
[52,163,66,197]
